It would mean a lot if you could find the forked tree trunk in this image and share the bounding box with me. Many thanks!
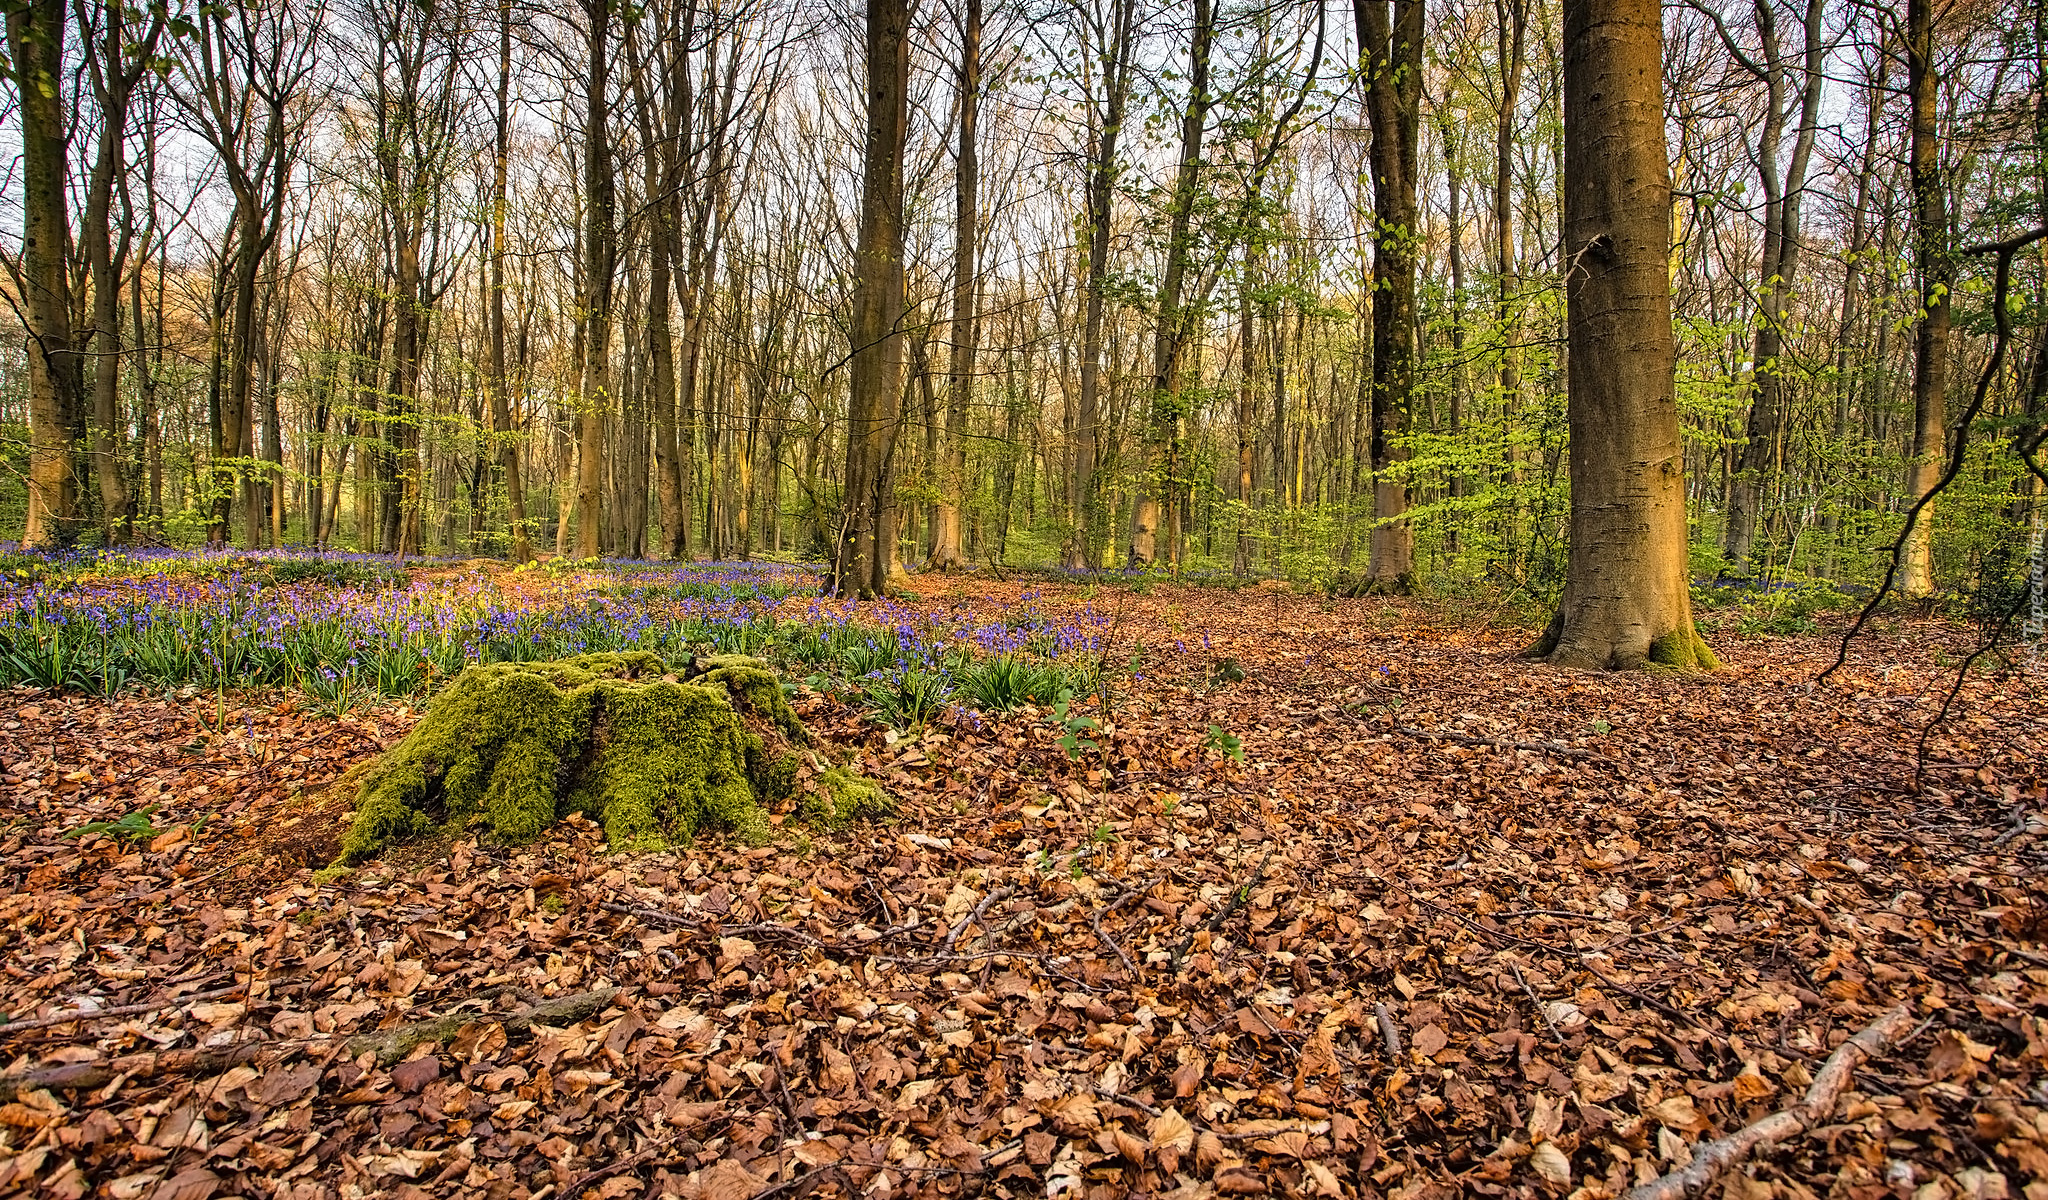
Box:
[79,0,164,546]
[1066,0,1138,571]
[1130,0,1213,570]
[1531,0,1715,671]
[490,0,531,561]
[1721,0,1826,576]
[576,0,616,560]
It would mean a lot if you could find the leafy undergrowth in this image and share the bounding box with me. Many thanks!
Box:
[1,581,2043,1200]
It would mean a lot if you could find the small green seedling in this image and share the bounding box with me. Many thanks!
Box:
[1052,689,1100,760]
[1203,724,1245,763]
[1591,719,1613,736]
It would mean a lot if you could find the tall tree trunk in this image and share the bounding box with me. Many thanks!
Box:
[9,0,84,548]
[1132,0,1214,570]
[385,237,424,557]
[262,249,291,548]
[1494,0,1528,427]
[1532,0,1715,671]
[1898,0,1948,599]
[131,259,165,531]
[1358,0,1424,589]
[217,197,269,549]
[1721,0,1826,575]
[490,0,532,561]
[1440,102,1466,551]
[1066,0,1138,570]
[1235,243,1259,576]
[1825,53,1884,570]
[827,0,910,598]
[930,0,982,571]
[78,1,164,545]
[577,0,616,560]
[630,0,692,562]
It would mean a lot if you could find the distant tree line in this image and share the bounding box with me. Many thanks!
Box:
[3,0,2043,626]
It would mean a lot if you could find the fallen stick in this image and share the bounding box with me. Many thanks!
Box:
[1622,1006,1913,1200]
[344,986,621,1066]
[1089,906,1139,978]
[0,986,625,1100]
[0,1043,270,1103]
[1374,1001,1403,1058]
[1392,724,1594,760]
[1509,960,1567,1046]
[1088,875,1164,979]
[1169,849,1273,972]
[943,887,1015,951]
[0,983,246,1036]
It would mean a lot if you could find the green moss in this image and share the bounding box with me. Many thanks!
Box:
[561,677,770,847]
[1648,628,1720,672]
[802,766,895,831]
[339,652,829,862]
[690,655,809,744]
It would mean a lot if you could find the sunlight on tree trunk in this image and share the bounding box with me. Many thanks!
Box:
[1531,0,1715,672]
[1899,0,1949,601]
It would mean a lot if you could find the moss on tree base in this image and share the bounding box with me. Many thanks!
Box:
[1523,610,1719,672]
[340,651,873,863]
[1647,628,1720,672]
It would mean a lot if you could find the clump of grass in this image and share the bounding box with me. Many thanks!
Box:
[957,655,1072,712]
[861,668,951,731]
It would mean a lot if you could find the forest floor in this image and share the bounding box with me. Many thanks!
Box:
[2,576,2045,1200]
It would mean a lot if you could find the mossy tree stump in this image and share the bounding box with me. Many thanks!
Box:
[340,651,853,863]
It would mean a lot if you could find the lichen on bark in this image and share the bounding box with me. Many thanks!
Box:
[339,651,840,863]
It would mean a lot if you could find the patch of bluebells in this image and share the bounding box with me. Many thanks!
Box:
[0,550,1099,716]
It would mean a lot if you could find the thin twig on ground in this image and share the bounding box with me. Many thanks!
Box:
[1169,849,1272,972]
[1510,960,1567,1046]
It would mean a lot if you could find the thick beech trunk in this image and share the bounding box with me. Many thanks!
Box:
[1533,0,1715,671]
